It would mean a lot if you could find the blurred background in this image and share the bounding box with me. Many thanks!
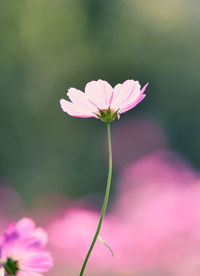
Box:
[1,0,200,275]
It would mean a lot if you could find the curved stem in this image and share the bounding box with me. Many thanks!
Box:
[79,122,112,276]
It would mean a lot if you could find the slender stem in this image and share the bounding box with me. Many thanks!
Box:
[79,122,112,276]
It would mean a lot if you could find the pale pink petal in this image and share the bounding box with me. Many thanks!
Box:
[67,88,96,113]
[110,80,141,111]
[60,99,95,118]
[20,250,53,272]
[85,79,113,109]
[118,81,141,108]
[16,218,35,234]
[119,94,146,114]
[116,82,148,114]
[31,228,48,246]
[24,228,48,248]
[18,272,43,276]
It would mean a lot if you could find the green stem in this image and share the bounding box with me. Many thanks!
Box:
[79,122,112,276]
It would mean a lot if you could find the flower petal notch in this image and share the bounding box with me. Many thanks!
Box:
[60,79,148,122]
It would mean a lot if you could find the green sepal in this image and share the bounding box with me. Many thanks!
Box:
[4,258,19,275]
[97,107,119,123]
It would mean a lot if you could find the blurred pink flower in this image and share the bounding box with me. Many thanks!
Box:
[0,218,53,276]
[48,207,132,275]
[48,150,200,276]
[60,79,148,120]
[113,151,200,275]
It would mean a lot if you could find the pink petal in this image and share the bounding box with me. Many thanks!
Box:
[16,218,35,234]
[20,250,53,273]
[60,99,94,118]
[67,88,96,113]
[119,81,141,107]
[18,272,43,276]
[120,82,148,113]
[119,94,146,114]
[26,228,48,248]
[140,82,149,96]
[110,80,141,111]
[85,79,113,110]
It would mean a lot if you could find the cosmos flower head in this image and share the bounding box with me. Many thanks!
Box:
[60,79,148,122]
[0,218,53,276]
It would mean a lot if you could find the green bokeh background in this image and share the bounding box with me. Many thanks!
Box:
[0,0,200,203]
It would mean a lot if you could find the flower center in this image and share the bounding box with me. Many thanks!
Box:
[96,107,119,123]
[4,258,19,275]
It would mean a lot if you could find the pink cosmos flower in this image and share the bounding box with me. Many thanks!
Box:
[60,79,148,121]
[0,218,53,276]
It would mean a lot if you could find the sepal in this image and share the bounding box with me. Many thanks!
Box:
[96,107,119,123]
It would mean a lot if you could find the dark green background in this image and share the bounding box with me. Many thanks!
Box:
[0,0,200,204]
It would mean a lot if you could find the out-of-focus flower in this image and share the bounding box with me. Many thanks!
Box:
[0,218,53,276]
[48,150,200,276]
[48,207,132,275]
[113,150,200,275]
[60,79,148,122]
